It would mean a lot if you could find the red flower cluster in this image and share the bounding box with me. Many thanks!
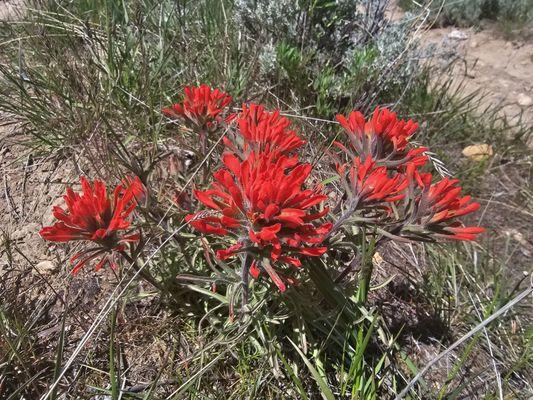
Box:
[38,85,484,298]
[404,167,484,241]
[187,105,330,292]
[40,177,144,273]
[335,107,427,168]
[332,106,483,242]
[163,84,232,132]
[224,103,305,157]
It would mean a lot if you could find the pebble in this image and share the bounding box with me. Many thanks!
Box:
[462,144,493,161]
[372,252,384,267]
[517,93,533,107]
[504,229,532,257]
[448,30,468,40]
[34,260,57,275]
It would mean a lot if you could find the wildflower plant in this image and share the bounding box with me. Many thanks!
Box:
[186,152,331,293]
[329,107,483,244]
[40,84,483,311]
[163,85,234,163]
[31,80,492,398]
[3,0,525,396]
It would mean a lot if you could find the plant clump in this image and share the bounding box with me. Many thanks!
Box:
[41,85,484,299]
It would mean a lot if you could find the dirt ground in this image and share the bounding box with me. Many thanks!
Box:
[422,24,533,130]
[0,1,23,21]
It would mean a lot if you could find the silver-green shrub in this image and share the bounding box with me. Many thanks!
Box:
[233,0,428,115]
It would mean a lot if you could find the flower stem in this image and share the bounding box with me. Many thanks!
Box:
[240,252,250,308]
[356,230,376,304]
[199,129,210,185]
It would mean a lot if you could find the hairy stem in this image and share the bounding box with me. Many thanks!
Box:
[356,231,375,304]
[240,252,251,308]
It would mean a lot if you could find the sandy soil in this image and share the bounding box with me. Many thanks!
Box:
[422,25,533,129]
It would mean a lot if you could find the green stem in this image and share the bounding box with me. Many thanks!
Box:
[109,304,120,400]
[199,129,210,185]
[241,252,251,308]
[356,260,373,305]
[356,231,376,305]
[307,258,359,325]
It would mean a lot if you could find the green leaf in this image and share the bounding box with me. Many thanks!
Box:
[185,284,228,304]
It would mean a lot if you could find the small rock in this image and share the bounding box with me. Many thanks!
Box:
[462,144,493,161]
[372,252,384,267]
[34,260,57,275]
[448,30,468,40]
[517,93,533,107]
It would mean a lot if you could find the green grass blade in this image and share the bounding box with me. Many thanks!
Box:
[49,308,68,400]
[289,338,335,400]
[275,345,310,400]
[109,305,120,400]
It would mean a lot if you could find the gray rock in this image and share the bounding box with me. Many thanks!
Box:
[448,30,468,40]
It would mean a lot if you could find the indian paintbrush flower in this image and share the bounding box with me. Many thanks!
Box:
[223,103,306,158]
[39,176,144,273]
[401,165,485,241]
[162,84,232,133]
[335,107,427,168]
[185,151,331,292]
[337,156,407,207]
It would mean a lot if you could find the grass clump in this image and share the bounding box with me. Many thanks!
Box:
[0,0,430,151]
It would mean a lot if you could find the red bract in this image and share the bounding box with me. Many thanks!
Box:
[162,84,232,132]
[224,103,305,157]
[338,156,407,207]
[405,167,484,241]
[335,107,427,168]
[40,176,144,273]
[185,151,331,292]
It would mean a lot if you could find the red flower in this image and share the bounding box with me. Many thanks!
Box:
[186,151,331,291]
[335,107,427,168]
[405,166,484,241]
[162,84,232,132]
[224,103,305,157]
[40,176,144,273]
[338,156,407,207]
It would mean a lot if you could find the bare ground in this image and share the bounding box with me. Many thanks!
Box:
[423,24,533,131]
